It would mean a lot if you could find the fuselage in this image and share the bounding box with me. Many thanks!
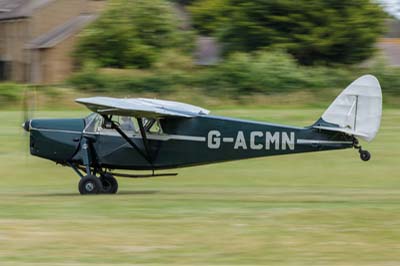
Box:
[25,113,354,170]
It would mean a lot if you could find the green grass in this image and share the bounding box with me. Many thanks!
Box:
[0,108,399,265]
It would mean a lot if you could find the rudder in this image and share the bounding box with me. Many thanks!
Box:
[313,75,382,142]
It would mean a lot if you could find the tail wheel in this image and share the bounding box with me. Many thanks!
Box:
[354,139,371,162]
[100,173,118,194]
[359,150,371,161]
[79,175,103,195]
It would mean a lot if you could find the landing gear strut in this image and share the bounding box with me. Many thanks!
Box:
[353,139,371,162]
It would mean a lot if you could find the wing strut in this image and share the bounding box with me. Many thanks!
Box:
[137,118,152,164]
[103,116,153,167]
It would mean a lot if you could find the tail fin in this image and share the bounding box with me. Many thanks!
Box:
[313,75,382,142]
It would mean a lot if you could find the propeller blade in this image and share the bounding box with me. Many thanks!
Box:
[21,86,37,156]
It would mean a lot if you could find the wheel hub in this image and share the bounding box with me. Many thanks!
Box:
[85,182,94,192]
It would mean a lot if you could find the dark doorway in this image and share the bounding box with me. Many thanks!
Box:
[0,60,11,81]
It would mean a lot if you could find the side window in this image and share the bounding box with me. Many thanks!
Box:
[143,118,163,134]
[148,120,163,134]
[104,116,138,135]
[118,116,138,134]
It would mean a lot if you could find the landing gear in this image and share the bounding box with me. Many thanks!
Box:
[77,174,118,195]
[68,163,119,195]
[74,137,120,195]
[79,175,103,194]
[353,139,371,162]
[100,173,118,194]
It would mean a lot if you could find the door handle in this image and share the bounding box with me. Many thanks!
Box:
[73,137,80,142]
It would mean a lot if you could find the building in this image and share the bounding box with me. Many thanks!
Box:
[0,0,105,84]
[376,19,400,67]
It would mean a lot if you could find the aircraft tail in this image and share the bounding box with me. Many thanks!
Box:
[313,75,382,142]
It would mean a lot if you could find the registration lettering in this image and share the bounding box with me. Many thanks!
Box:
[207,130,295,150]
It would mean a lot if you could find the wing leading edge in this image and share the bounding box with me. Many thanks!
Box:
[76,97,210,118]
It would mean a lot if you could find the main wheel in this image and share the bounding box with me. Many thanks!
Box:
[100,173,118,194]
[79,175,103,195]
[360,150,371,161]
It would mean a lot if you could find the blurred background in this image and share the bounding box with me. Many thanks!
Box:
[0,0,398,108]
[1,1,400,265]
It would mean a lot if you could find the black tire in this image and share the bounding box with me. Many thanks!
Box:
[79,175,103,195]
[360,150,371,161]
[100,174,118,194]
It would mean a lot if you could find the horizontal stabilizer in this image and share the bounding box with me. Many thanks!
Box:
[312,125,369,139]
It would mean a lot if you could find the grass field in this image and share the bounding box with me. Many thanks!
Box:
[0,108,399,265]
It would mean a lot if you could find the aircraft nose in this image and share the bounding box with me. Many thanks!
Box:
[22,120,31,132]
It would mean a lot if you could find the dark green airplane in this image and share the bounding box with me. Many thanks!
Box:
[23,75,382,195]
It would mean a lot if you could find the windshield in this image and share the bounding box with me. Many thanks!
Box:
[84,113,98,125]
[84,113,102,133]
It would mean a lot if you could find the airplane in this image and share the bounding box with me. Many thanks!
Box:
[22,75,382,195]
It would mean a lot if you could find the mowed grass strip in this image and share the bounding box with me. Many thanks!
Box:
[0,109,399,265]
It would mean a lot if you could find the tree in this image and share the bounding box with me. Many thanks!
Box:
[188,0,229,35]
[189,0,386,65]
[75,0,192,68]
[168,0,197,5]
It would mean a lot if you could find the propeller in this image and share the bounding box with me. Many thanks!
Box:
[21,86,36,132]
[21,86,37,156]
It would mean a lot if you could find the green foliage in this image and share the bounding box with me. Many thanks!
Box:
[199,50,355,93]
[188,0,229,35]
[168,0,197,5]
[153,49,195,72]
[68,65,189,93]
[189,0,386,65]
[75,0,193,69]
[69,50,355,94]
[68,49,400,102]
[368,59,400,95]
[0,83,24,103]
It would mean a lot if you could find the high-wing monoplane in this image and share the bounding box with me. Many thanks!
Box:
[23,75,382,194]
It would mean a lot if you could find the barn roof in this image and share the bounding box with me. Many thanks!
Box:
[28,14,97,49]
[0,0,52,20]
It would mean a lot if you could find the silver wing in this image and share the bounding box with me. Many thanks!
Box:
[76,97,210,118]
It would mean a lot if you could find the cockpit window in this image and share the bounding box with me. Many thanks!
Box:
[119,116,135,131]
[142,118,163,134]
[148,119,163,134]
[84,114,163,135]
[114,116,138,135]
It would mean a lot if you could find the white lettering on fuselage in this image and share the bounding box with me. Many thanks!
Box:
[208,130,221,149]
[234,131,247,150]
[207,130,295,150]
